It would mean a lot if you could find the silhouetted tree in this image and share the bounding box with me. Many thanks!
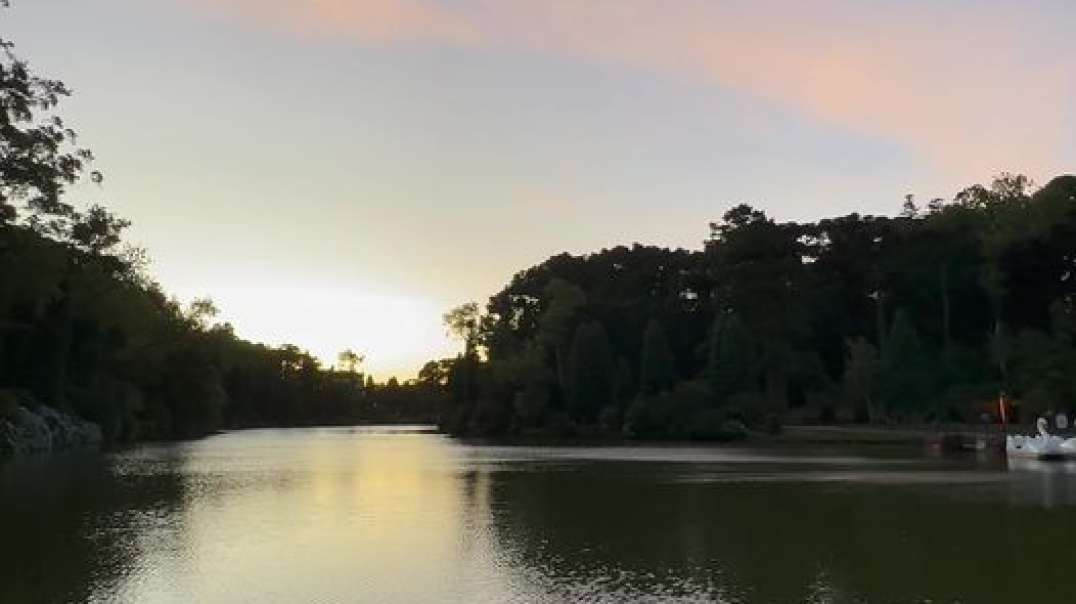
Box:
[844,337,880,421]
[706,313,756,404]
[425,173,1076,437]
[566,321,615,423]
[0,27,101,233]
[639,318,677,395]
[880,310,931,418]
[444,302,481,356]
[337,349,364,373]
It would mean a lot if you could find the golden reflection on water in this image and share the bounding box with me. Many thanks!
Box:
[107,428,510,603]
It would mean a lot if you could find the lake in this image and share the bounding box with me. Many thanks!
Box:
[2,426,1075,603]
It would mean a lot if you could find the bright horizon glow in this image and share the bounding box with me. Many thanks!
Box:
[5,1,1074,378]
[205,281,459,379]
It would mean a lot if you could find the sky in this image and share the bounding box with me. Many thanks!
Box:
[5,1,1075,378]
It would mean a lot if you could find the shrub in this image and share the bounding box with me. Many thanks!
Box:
[688,409,748,442]
[0,390,20,422]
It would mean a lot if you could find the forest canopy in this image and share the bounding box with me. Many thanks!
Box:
[432,174,1076,439]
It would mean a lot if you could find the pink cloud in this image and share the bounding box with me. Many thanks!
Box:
[186,0,1076,179]
[183,0,476,43]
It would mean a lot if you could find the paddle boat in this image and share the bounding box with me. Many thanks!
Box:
[1006,417,1076,460]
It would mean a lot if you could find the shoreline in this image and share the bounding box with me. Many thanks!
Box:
[3,418,1045,461]
[0,404,103,458]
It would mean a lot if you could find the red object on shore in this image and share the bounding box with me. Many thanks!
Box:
[999,394,1008,426]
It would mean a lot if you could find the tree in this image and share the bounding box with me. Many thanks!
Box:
[843,337,880,421]
[337,349,364,373]
[706,204,809,407]
[918,203,981,364]
[639,318,677,395]
[612,357,634,408]
[443,302,481,356]
[880,310,931,418]
[69,205,129,255]
[901,194,919,218]
[955,173,1034,383]
[566,321,615,423]
[1,25,102,232]
[507,345,555,428]
[417,358,453,387]
[535,278,586,391]
[185,297,219,331]
[706,312,756,403]
[806,213,891,377]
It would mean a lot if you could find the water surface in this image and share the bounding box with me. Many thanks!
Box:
[3,427,1074,603]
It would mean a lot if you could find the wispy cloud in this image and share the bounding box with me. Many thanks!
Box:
[188,0,1076,179]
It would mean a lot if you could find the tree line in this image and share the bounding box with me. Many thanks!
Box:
[0,24,440,443]
[426,174,1076,439]
[6,9,1076,444]
[0,213,441,441]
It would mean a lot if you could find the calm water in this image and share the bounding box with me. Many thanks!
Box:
[3,427,1076,603]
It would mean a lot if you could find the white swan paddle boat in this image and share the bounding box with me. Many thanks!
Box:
[1006,417,1076,460]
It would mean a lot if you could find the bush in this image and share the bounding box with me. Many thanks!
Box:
[723,391,770,426]
[687,409,748,442]
[623,394,669,439]
[598,405,622,434]
[624,380,783,440]
[761,413,782,435]
[0,390,20,422]
[0,389,39,420]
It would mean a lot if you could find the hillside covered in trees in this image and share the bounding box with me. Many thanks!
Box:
[430,173,1076,440]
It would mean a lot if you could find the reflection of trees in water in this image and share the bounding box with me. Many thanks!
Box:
[486,465,750,601]
[8,441,1076,603]
[0,449,186,603]
[487,464,1076,602]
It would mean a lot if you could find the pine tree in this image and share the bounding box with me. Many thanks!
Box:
[706,313,756,403]
[639,318,677,395]
[567,321,615,423]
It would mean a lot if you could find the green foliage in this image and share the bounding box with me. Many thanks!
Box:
[0,30,101,233]
[417,358,453,387]
[0,389,20,421]
[337,349,364,374]
[0,222,406,440]
[706,313,756,403]
[1009,326,1076,416]
[566,321,615,423]
[535,278,586,390]
[708,204,809,401]
[639,318,677,395]
[843,337,880,422]
[443,302,481,356]
[612,357,634,408]
[434,173,1076,438]
[880,310,933,419]
[624,380,747,441]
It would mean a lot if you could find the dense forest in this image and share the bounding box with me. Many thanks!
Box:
[5,9,1076,447]
[428,174,1076,440]
[0,213,442,442]
[0,27,440,445]
[0,219,442,443]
